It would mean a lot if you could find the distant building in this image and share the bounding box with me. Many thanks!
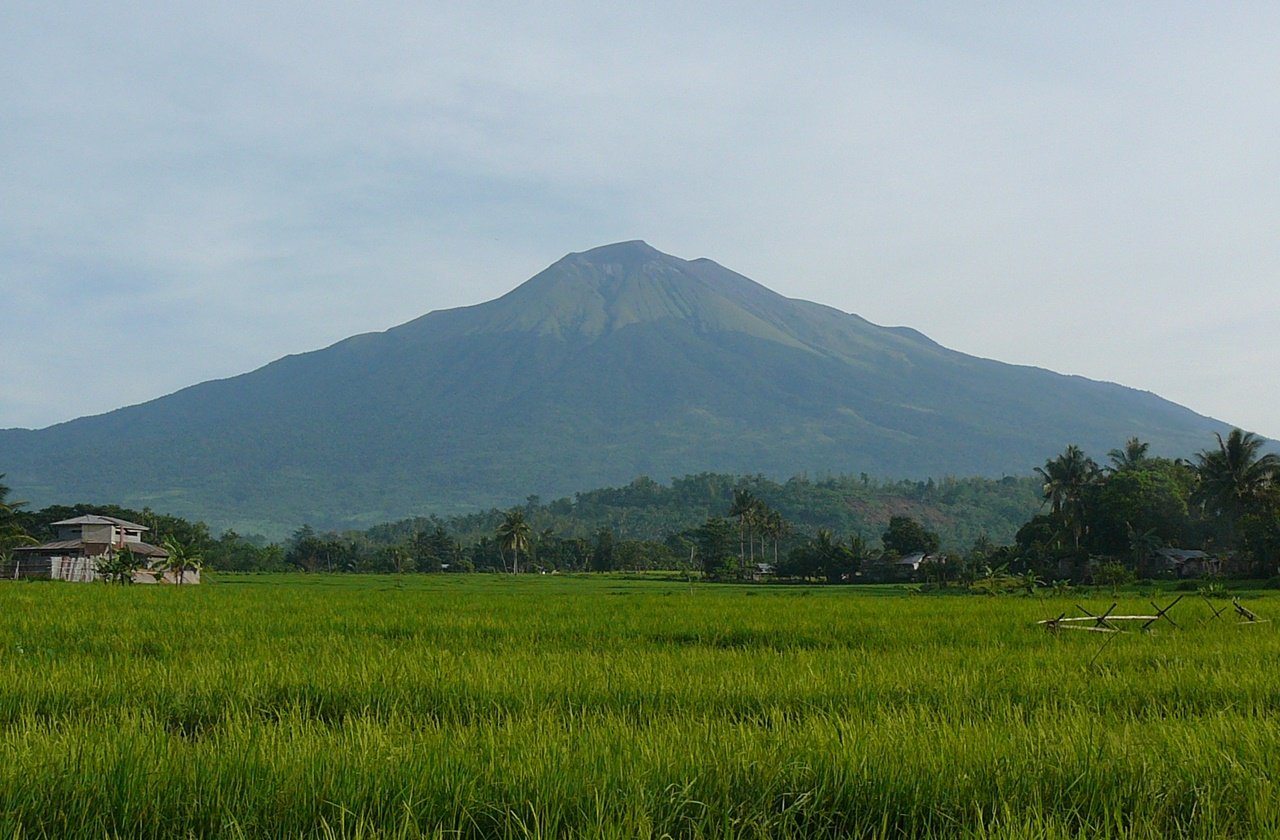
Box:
[7,515,194,584]
[895,552,930,573]
[891,552,947,573]
[861,552,947,583]
[1152,547,1218,579]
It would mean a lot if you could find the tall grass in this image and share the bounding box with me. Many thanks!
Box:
[1,575,1277,838]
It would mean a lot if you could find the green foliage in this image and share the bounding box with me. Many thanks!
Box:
[204,531,286,572]
[0,474,34,555]
[1035,445,1102,550]
[881,515,940,557]
[1107,437,1151,472]
[495,509,532,573]
[1238,496,1280,577]
[407,526,458,573]
[284,525,329,573]
[1091,561,1136,588]
[1085,459,1196,556]
[370,471,1042,559]
[94,547,143,584]
[1198,581,1229,599]
[792,529,858,582]
[612,538,674,572]
[155,538,202,584]
[531,532,590,572]
[1194,428,1280,550]
[691,516,736,579]
[589,527,615,572]
[2,428,1273,585]
[967,564,1022,595]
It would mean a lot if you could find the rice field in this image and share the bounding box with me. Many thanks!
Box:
[2,574,1279,839]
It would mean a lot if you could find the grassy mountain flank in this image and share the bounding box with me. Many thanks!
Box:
[0,241,1235,536]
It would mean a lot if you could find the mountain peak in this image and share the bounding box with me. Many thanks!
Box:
[453,240,798,343]
[557,240,677,277]
[571,240,665,262]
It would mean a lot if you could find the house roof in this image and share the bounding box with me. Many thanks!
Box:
[15,539,89,553]
[1155,547,1209,562]
[14,539,168,558]
[124,542,168,557]
[51,515,149,531]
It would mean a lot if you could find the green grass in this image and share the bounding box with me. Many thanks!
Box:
[2,574,1279,838]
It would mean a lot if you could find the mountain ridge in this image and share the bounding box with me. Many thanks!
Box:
[0,241,1236,536]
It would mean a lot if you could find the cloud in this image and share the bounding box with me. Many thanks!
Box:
[1,1,1278,439]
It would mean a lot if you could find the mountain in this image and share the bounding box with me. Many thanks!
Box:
[0,240,1234,536]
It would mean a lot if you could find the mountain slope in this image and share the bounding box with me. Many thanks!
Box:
[0,241,1234,535]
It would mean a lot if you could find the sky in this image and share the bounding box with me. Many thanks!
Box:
[2,2,1278,442]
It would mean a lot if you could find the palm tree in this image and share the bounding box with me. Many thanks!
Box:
[811,529,852,583]
[763,508,787,566]
[158,538,203,584]
[534,527,555,571]
[496,509,532,574]
[1194,428,1280,546]
[1127,524,1162,577]
[1107,437,1150,472]
[0,474,13,516]
[0,475,34,559]
[745,503,763,567]
[728,489,757,575]
[1034,445,1100,550]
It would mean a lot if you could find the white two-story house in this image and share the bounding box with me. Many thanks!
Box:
[10,514,192,583]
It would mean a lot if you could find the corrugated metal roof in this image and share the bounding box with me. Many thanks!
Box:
[1156,547,1209,562]
[125,542,169,557]
[51,515,149,531]
[14,539,168,557]
[14,539,92,552]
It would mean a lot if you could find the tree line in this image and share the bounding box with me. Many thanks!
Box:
[2,428,1276,584]
[1012,429,1280,581]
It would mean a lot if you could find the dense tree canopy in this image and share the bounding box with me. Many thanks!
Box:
[1034,445,1101,549]
[3,428,1276,583]
[881,516,941,557]
[1194,429,1280,547]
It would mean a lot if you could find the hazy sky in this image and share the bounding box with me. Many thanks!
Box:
[3,2,1278,443]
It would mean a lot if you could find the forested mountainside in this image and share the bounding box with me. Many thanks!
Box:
[0,241,1231,536]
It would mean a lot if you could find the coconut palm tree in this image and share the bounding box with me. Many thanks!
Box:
[763,508,787,566]
[159,538,203,584]
[1127,524,1162,577]
[728,489,757,575]
[0,475,34,559]
[496,509,532,574]
[1034,445,1100,550]
[1194,428,1280,546]
[1107,437,1150,472]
